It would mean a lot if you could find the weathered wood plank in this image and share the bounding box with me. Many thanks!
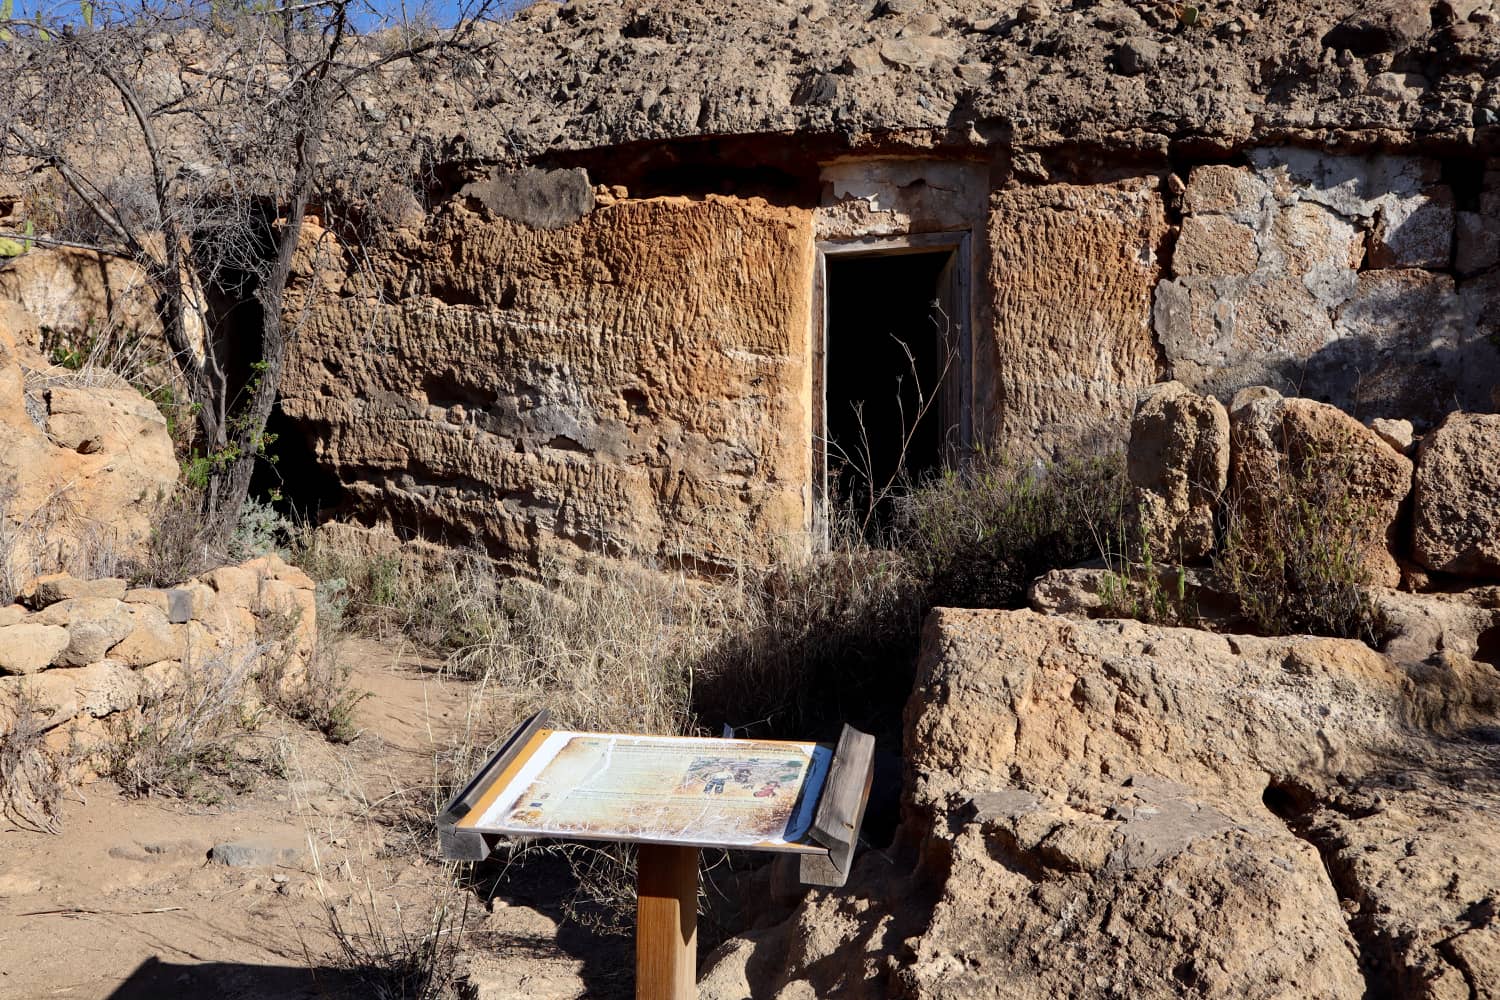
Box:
[799,724,875,887]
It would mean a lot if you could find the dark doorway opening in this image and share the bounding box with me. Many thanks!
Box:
[823,249,955,534]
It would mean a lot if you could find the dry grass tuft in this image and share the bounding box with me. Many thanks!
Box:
[0,690,69,834]
[317,870,471,1000]
[106,644,272,803]
[891,448,1129,610]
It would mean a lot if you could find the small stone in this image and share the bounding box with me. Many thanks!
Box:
[842,44,886,76]
[899,13,942,36]
[1413,412,1500,576]
[880,36,934,69]
[209,838,307,868]
[0,623,70,675]
[1115,38,1161,75]
[166,589,193,625]
[202,566,259,609]
[1367,71,1427,102]
[16,660,141,718]
[1095,7,1144,32]
[56,598,135,668]
[1368,417,1415,453]
[956,61,992,84]
[109,605,184,668]
[26,574,127,609]
[1015,0,1050,24]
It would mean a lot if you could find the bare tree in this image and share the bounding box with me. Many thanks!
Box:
[0,0,506,555]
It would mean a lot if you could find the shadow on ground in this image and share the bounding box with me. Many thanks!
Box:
[468,848,635,999]
[105,957,362,1000]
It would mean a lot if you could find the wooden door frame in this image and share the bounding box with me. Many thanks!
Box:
[810,230,974,546]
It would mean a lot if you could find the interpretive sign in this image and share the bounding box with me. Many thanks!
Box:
[463,730,832,850]
[439,710,874,1000]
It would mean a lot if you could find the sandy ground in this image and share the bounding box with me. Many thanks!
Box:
[0,638,624,1000]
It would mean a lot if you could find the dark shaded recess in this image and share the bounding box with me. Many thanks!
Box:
[1476,623,1500,669]
[544,133,820,205]
[251,405,347,521]
[825,250,950,530]
[1441,155,1487,212]
[194,202,279,419]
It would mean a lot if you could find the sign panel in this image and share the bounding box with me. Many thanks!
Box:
[460,729,833,851]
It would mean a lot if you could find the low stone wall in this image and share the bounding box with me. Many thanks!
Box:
[1121,381,1500,587]
[0,554,316,772]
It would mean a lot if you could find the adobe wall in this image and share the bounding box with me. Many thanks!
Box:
[280,149,1500,571]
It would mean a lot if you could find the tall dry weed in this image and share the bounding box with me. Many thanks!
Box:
[107,644,271,802]
[0,690,69,833]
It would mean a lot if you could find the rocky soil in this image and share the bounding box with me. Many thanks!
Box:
[402,0,1500,166]
[0,638,620,1000]
[700,608,1500,999]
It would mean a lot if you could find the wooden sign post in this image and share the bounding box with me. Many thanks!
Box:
[636,843,698,1000]
[438,710,875,1000]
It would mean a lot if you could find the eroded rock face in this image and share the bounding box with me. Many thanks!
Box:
[983,176,1168,458]
[1413,412,1500,577]
[383,1,1500,164]
[1228,390,1412,588]
[0,320,178,585]
[0,248,206,359]
[280,194,815,575]
[701,609,1500,999]
[1125,381,1229,561]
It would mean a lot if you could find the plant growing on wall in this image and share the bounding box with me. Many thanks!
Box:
[0,0,504,559]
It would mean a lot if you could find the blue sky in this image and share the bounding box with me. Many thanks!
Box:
[10,0,549,30]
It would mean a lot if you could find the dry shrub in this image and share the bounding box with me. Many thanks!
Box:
[1215,452,1380,641]
[259,606,366,745]
[692,549,920,739]
[0,691,69,833]
[0,475,138,601]
[891,449,1129,610]
[294,538,496,653]
[106,644,271,802]
[318,868,470,1000]
[132,487,229,586]
[448,567,703,737]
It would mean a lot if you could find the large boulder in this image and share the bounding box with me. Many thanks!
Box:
[1228,389,1412,589]
[1412,412,1500,578]
[0,247,205,357]
[0,321,178,585]
[701,609,1500,1000]
[1124,381,1229,561]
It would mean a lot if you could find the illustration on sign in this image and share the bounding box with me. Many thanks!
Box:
[470,732,833,848]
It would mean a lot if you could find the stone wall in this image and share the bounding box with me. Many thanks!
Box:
[280,192,815,575]
[0,555,317,771]
[1157,151,1500,428]
[277,150,1498,570]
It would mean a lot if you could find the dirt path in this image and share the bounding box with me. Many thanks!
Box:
[0,637,610,1000]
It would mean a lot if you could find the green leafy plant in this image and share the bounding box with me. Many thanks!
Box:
[1097,520,1194,625]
